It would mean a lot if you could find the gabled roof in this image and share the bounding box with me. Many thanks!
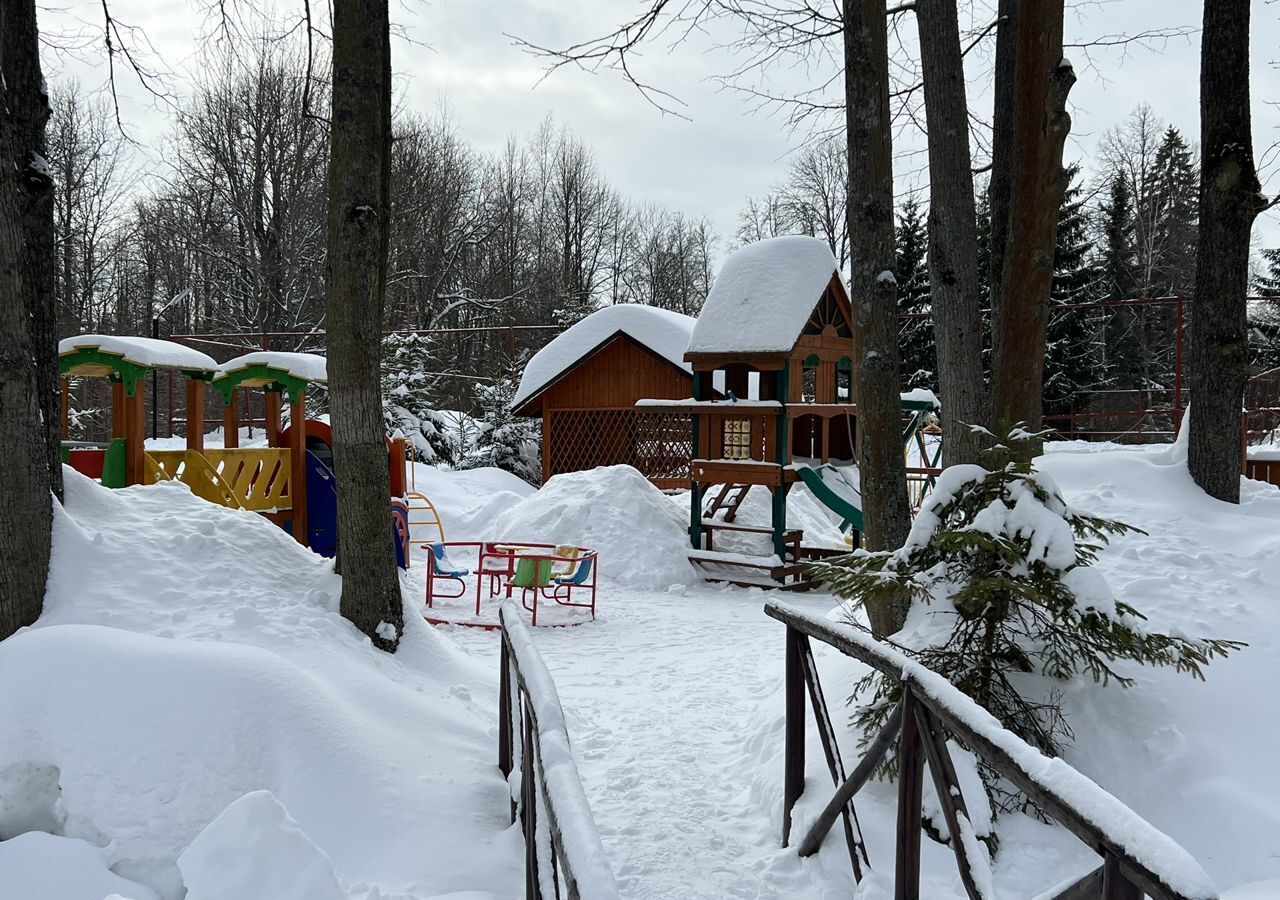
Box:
[686,235,844,356]
[513,305,698,412]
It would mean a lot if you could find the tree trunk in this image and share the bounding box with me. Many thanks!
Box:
[988,1,1075,446]
[1188,0,1267,503]
[916,0,986,467]
[0,0,53,640]
[327,0,403,651]
[844,0,912,637]
[3,0,61,503]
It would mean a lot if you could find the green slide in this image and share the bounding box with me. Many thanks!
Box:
[795,465,864,534]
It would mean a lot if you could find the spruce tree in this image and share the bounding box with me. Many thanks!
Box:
[1044,166,1103,422]
[381,332,458,465]
[1148,127,1199,298]
[812,425,1242,809]
[1249,249,1280,372]
[895,196,935,390]
[464,357,541,484]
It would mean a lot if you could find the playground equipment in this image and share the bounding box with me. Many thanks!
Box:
[630,236,942,589]
[423,541,599,627]
[59,337,414,567]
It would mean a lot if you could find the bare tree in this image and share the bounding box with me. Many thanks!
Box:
[0,0,55,639]
[845,0,913,636]
[915,0,984,466]
[988,0,1076,443]
[1188,0,1273,502]
[327,0,403,651]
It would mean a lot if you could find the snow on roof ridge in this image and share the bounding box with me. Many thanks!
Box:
[513,304,697,410]
[216,351,328,384]
[688,235,841,356]
[59,334,220,374]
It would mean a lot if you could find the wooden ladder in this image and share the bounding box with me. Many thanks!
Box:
[704,483,751,523]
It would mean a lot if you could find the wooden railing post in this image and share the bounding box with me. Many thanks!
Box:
[894,687,924,900]
[1103,854,1143,900]
[782,626,806,846]
[500,637,513,778]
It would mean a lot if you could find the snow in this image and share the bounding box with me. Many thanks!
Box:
[5,438,1278,899]
[900,387,941,408]
[59,335,219,374]
[0,467,520,899]
[687,235,842,355]
[406,462,535,541]
[216,351,328,384]
[178,791,347,900]
[0,831,160,900]
[513,304,698,410]
[491,465,698,590]
[499,606,620,899]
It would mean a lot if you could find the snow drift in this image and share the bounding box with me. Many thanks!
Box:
[493,465,698,590]
[0,468,520,899]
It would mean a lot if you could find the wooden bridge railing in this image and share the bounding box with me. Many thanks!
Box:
[498,602,620,900]
[765,599,1218,900]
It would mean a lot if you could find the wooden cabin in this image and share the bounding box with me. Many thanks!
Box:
[513,304,716,489]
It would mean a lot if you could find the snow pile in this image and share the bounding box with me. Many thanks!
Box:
[407,461,535,541]
[0,468,519,899]
[59,335,219,374]
[513,304,697,410]
[493,465,698,589]
[688,235,840,355]
[216,351,327,384]
[178,791,346,900]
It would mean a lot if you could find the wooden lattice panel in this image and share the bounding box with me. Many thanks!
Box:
[548,409,691,486]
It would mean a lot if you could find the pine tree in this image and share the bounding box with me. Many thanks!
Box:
[896,196,935,390]
[811,425,1241,810]
[1044,166,1103,421]
[464,357,541,484]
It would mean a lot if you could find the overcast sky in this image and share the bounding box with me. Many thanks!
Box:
[42,0,1280,255]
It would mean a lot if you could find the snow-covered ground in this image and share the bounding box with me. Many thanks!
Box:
[3,445,1277,898]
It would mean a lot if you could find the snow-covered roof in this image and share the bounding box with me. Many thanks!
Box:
[59,334,219,374]
[513,304,697,410]
[687,236,842,356]
[215,351,327,385]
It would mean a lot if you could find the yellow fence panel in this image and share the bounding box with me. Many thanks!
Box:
[203,448,293,512]
[145,450,244,510]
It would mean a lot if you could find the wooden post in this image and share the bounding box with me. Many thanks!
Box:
[222,387,239,448]
[782,627,806,846]
[265,390,282,447]
[59,377,70,441]
[125,385,145,486]
[1101,854,1141,900]
[894,688,925,900]
[542,408,552,484]
[289,388,309,546]
[499,637,513,778]
[111,381,125,440]
[186,379,205,453]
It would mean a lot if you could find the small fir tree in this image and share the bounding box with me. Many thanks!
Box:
[464,357,541,484]
[896,196,935,390]
[811,425,1241,809]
